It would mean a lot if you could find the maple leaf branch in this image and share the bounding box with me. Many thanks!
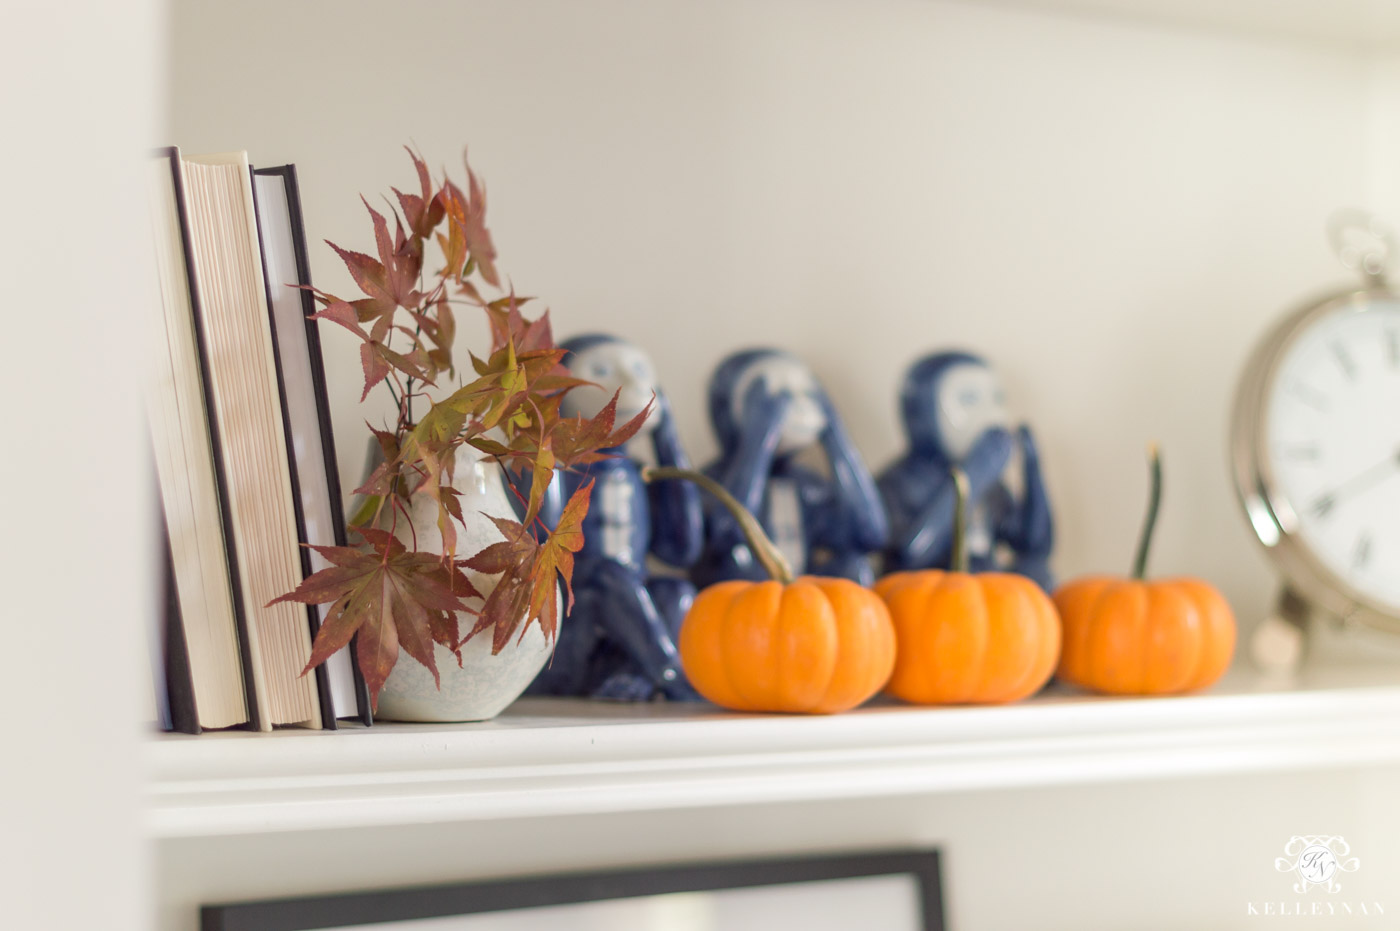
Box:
[354,451,400,535]
[383,377,403,410]
[500,468,555,539]
[282,145,647,711]
[391,493,418,554]
[386,491,400,549]
[400,266,434,423]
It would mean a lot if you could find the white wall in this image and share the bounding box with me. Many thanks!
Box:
[998,0,1400,50]
[1367,55,1400,224]
[171,0,1383,629]
[1,2,161,929]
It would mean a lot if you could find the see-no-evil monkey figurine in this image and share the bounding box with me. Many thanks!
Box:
[694,348,890,587]
[878,351,1054,588]
[525,334,705,701]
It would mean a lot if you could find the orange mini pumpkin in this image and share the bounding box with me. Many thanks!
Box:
[681,575,896,714]
[876,471,1060,705]
[1054,447,1235,695]
[647,467,896,714]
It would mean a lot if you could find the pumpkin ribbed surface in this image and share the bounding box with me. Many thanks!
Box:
[875,570,1060,704]
[1054,575,1235,695]
[678,576,896,714]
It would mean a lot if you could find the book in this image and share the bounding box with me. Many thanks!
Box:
[252,165,372,727]
[147,484,173,733]
[146,150,252,730]
[159,507,201,735]
[168,149,323,730]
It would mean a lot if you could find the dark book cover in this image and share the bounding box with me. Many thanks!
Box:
[253,164,373,727]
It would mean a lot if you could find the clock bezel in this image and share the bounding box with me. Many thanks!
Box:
[1231,283,1400,634]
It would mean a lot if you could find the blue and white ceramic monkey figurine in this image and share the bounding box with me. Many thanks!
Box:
[878,351,1054,589]
[525,334,705,701]
[695,349,889,587]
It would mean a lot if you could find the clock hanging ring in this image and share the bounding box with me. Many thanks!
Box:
[1232,211,1400,639]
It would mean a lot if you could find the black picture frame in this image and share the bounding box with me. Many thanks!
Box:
[201,848,944,931]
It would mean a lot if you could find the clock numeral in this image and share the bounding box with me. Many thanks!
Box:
[1279,444,1321,463]
[1310,493,1336,520]
[1353,533,1373,570]
[1331,342,1358,381]
[1291,381,1330,413]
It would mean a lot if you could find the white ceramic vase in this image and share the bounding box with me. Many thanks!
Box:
[373,442,555,723]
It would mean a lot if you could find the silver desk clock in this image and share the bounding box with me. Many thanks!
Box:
[1232,212,1400,667]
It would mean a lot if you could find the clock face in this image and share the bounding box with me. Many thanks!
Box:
[1263,297,1400,614]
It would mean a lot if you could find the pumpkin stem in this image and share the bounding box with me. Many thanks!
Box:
[1131,444,1163,580]
[642,466,795,585]
[950,467,971,574]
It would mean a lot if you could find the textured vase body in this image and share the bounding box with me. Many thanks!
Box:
[374,443,554,722]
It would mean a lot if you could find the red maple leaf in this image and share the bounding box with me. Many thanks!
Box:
[269,528,480,709]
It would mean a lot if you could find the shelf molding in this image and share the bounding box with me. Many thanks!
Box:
[145,666,1400,840]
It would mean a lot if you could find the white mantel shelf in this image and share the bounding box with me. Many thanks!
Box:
[145,662,1400,841]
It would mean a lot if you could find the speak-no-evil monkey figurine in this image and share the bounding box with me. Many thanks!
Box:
[525,334,705,701]
[695,348,890,587]
[878,351,1054,589]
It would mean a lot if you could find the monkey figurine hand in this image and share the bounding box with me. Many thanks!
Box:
[878,351,1054,589]
[695,348,889,588]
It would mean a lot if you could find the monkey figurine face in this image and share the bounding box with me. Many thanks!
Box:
[729,353,828,455]
[931,360,1010,462]
[561,338,660,438]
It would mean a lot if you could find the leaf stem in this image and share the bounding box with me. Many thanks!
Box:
[950,467,971,573]
[1131,444,1163,580]
[643,466,794,585]
[392,493,418,554]
[404,315,424,424]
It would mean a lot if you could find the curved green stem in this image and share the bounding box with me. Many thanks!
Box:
[643,466,794,585]
[1131,444,1162,580]
[950,467,971,573]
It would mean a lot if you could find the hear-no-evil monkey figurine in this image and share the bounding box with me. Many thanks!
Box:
[878,351,1054,589]
[524,334,705,701]
[694,348,890,587]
